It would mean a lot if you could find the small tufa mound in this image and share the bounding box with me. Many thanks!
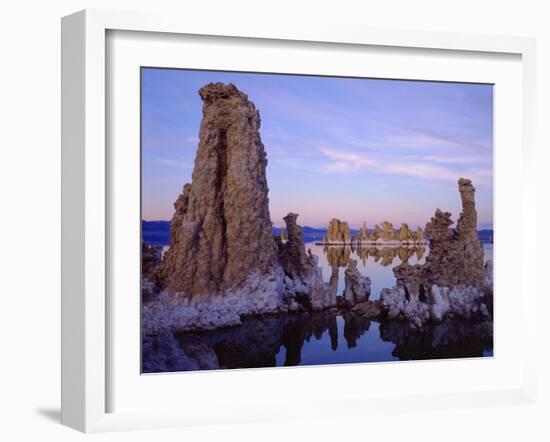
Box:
[343,259,371,306]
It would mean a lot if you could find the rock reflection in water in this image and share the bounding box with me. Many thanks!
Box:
[317,244,427,299]
[323,244,426,270]
[379,320,493,360]
[342,312,371,348]
[280,312,339,365]
[142,311,492,373]
[325,246,352,268]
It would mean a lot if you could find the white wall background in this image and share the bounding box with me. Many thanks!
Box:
[0,1,548,441]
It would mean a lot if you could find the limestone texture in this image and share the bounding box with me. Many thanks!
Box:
[159,83,279,297]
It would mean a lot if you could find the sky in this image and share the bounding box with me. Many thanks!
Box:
[141,68,493,230]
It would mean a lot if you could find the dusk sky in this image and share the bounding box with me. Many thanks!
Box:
[141,68,493,229]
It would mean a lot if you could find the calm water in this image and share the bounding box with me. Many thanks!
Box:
[308,242,493,300]
[142,243,493,373]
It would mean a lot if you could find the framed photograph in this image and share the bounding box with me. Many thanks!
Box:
[61,9,537,432]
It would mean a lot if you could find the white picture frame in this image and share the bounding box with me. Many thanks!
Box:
[61,9,537,433]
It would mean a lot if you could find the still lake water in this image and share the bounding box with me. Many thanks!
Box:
[143,243,493,372]
[308,242,493,300]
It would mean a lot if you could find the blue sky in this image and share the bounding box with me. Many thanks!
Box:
[141,68,493,229]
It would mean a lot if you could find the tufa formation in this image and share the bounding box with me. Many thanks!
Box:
[343,259,371,306]
[146,83,341,332]
[159,83,278,297]
[379,178,492,328]
[278,212,337,311]
[323,218,352,244]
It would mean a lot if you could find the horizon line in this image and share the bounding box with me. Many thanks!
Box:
[141,218,494,230]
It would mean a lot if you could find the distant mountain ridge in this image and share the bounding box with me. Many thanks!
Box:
[142,220,171,244]
[142,220,494,246]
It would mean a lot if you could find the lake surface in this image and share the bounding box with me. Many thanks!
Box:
[142,243,493,373]
[308,242,493,300]
[143,311,493,372]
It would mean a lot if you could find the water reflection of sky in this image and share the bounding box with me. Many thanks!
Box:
[307,242,493,299]
[275,319,398,366]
